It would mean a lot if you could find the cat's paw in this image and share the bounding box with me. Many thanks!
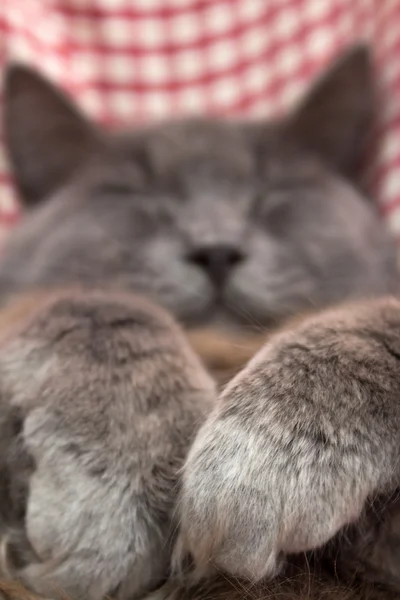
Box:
[177,298,400,581]
[0,289,216,600]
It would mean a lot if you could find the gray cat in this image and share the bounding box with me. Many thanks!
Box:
[0,44,399,600]
[0,45,397,330]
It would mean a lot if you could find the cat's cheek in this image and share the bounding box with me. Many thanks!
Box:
[224,235,310,323]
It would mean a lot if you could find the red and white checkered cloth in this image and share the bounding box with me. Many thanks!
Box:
[1,0,400,246]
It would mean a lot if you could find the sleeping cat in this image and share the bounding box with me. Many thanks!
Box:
[0,45,397,335]
[0,45,399,600]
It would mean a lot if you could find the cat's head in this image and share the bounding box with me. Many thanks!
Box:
[1,45,396,331]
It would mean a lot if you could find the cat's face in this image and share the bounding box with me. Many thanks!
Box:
[1,46,397,330]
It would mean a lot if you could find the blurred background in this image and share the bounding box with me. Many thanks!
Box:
[1,0,400,249]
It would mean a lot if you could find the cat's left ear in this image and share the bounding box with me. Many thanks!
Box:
[3,64,102,207]
[285,44,375,178]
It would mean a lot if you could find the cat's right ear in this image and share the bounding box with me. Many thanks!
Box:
[284,44,375,180]
[3,64,101,207]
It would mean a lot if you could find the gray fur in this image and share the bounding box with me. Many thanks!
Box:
[1,45,397,331]
[0,289,215,599]
[1,44,400,600]
[177,297,400,590]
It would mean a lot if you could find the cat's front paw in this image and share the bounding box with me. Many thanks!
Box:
[177,298,400,581]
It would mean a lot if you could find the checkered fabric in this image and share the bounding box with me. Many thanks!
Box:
[1,0,400,247]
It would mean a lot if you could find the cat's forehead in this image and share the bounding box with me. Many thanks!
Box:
[111,117,322,186]
[114,118,256,177]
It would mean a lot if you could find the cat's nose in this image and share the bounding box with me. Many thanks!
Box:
[187,244,245,286]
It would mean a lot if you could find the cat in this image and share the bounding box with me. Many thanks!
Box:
[0,44,399,600]
[0,44,397,344]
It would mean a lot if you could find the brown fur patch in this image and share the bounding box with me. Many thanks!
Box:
[186,313,315,384]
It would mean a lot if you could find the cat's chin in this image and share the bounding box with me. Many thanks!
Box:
[183,305,267,336]
[183,303,273,383]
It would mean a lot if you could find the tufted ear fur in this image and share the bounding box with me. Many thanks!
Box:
[3,64,101,207]
[285,44,375,179]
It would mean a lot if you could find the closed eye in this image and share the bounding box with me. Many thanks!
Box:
[253,190,292,219]
[254,189,308,235]
[254,178,317,217]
